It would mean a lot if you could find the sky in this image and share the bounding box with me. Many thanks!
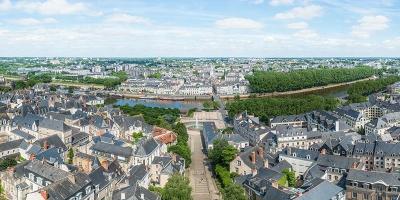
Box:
[0,0,399,57]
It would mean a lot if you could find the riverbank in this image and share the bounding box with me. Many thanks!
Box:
[220,76,377,100]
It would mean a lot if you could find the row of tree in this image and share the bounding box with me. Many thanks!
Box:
[226,95,338,123]
[347,76,400,103]
[208,139,246,200]
[246,66,376,93]
[168,122,192,167]
[12,71,129,90]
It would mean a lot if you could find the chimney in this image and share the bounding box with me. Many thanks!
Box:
[321,148,326,155]
[29,154,36,161]
[257,147,264,159]
[264,159,269,168]
[171,153,177,162]
[101,160,109,171]
[250,151,256,164]
[251,167,257,176]
[271,180,278,188]
[40,190,48,200]
[43,140,49,150]
[67,175,76,184]
[335,121,340,131]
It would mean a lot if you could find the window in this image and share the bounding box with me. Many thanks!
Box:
[76,192,82,200]
[352,192,357,198]
[85,186,91,195]
[29,173,34,180]
[237,160,241,166]
[364,193,368,200]
[36,177,43,185]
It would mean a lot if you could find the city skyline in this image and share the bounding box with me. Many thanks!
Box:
[0,0,399,57]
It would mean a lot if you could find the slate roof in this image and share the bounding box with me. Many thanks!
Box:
[347,169,400,186]
[152,156,172,168]
[128,164,148,185]
[202,122,217,147]
[10,129,35,140]
[0,139,25,152]
[374,141,400,157]
[317,154,359,170]
[112,184,160,200]
[39,118,71,132]
[24,159,72,182]
[238,147,265,169]
[281,147,320,161]
[296,180,343,200]
[270,114,306,124]
[35,147,64,165]
[34,134,67,152]
[91,142,133,158]
[44,172,92,200]
[133,137,160,157]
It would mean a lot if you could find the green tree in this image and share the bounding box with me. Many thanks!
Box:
[132,132,144,143]
[68,86,75,94]
[161,174,192,200]
[208,139,238,168]
[223,184,246,200]
[0,158,17,171]
[282,169,296,187]
[49,85,57,92]
[67,148,74,164]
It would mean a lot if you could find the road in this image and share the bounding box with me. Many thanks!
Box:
[188,129,220,200]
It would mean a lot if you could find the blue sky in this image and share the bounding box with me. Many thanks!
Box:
[0,0,399,57]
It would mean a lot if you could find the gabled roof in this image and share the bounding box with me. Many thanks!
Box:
[133,137,160,157]
[317,154,359,170]
[44,172,92,200]
[347,169,400,186]
[34,134,67,152]
[90,142,133,158]
[296,180,343,200]
[39,118,71,132]
[24,159,72,182]
[0,139,25,152]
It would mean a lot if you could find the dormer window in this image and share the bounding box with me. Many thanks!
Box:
[85,186,91,195]
[306,155,310,160]
[292,153,296,157]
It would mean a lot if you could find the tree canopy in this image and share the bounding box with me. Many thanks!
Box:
[347,76,400,103]
[208,139,238,168]
[161,174,192,200]
[246,67,376,93]
[226,95,338,123]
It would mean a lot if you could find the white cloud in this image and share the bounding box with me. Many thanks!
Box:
[292,29,318,40]
[11,18,58,26]
[16,0,87,15]
[270,0,294,6]
[287,21,308,29]
[252,0,264,4]
[0,0,11,11]
[105,13,150,25]
[274,5,322,20]
[351,15,389,38]
[215,18,263,29]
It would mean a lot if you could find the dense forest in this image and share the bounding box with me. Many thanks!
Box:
[347,76,400,103]
[226,95,339,123]
[246,66,376,93]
